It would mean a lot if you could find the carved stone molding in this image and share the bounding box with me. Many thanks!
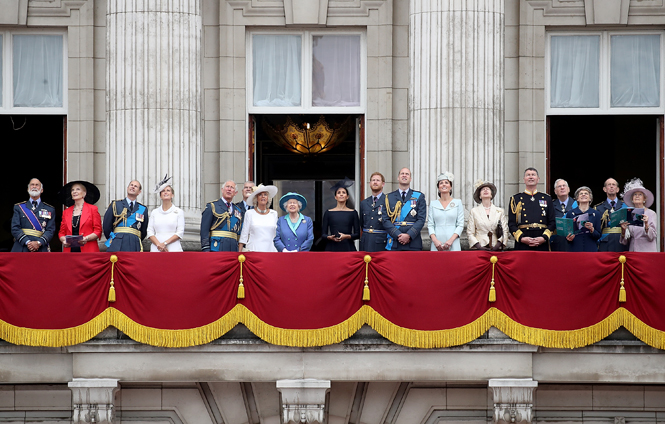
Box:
[0,0,28,24]
[27,0,88,18]
[284,0,328,25]
[276,379,330,424]
[68,378,119,424]
[226,0,385,19]
[585,0,629,24]
[488,378,538,424]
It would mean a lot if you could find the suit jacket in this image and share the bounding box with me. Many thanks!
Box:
[564,207,601,252]
[274,215,314,252]
[359,193,388,252]
[234,200,251,216]
[382,188,427,251]
[467,204,509,248]
[551,196,576,252]
[103,199,148,252]
[200,198,243,252]
[11,200,56,252]
[59,203,102,252]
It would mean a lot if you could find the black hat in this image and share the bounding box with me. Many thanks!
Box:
[59,180,101,207]
[330,177,354,194]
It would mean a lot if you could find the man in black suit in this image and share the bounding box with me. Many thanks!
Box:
[382,168,427,251]
[235,181,255,215]
[359,172,388,252]
[551,178,575,252]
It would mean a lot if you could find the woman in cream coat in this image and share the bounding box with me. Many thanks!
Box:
[467,180,509,251]
[428,172,465,251]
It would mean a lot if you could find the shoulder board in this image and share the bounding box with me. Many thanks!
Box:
[593,202,604,208]
[15,202,25,206]
[206,199,220,205]
[42,202,54,208]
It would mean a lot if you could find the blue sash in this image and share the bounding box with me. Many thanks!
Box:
[19,203,43,231]
[105,203,146,247]
[386,191,421,250]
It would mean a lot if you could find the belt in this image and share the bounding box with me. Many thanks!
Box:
[518,223,547,229]
[395,222,414,226]
[363,228,386,234]
[602,227,622,234]
[115,227,141,237]
[211,230,239,241]
[22,229,44,237]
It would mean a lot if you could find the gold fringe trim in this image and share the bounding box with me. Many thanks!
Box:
[0,307,664,349]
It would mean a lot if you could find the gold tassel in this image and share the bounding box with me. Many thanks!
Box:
[619,255,626,303]
[489,256,498,303]
[238,254,246,299]
[108,255,118,303]
[363,255,371,301]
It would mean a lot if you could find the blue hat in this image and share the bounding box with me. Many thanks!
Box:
[279,192,307,211]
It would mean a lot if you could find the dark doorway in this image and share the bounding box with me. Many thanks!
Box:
[0,115,65,252]
[254,114,360,250]
[549,115,658,203]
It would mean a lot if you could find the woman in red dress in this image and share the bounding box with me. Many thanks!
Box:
[58,181,102,252]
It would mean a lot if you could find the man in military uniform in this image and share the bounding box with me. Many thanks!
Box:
[594,177,628,252]
[201,180,244,252]
[383,168,427,251]
[11,178,56,252]
[551,178,576,252]
[235,181,256,215]
[359,172,388,252]
[508,168,555,251]
[103,180,148,252]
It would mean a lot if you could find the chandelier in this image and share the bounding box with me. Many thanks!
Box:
[262,115,354,156]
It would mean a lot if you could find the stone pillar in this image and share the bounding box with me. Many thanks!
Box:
[409,0,505,210]
[276,379,330,424]
[107,1,202,228]
[68,378,119,424]
[488,378,538,424]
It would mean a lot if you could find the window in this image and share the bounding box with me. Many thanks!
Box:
[0,30,66,114]
[547,32,664,114]
[248,30,365,113]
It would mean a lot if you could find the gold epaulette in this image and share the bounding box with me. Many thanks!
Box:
[210,202,232,232]
[385,196,402,224]
[593,202,604,209]
[111,200,128,228]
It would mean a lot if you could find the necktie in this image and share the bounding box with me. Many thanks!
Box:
[373,196,377,206]
[401,192,406,204]
[129,201,134,212]
[611,200,616,209]
[561,203,565,213]
[227,202,232,211]
[31,201,37,210]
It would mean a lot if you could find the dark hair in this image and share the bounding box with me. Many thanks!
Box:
[436,179,453,198]
[524,167,539,176]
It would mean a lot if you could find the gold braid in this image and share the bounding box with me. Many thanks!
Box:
[601,209,609,228]
[210,203,231,231]
[385,196,402,224]
[510,196,523,225]
[111,201,128,228]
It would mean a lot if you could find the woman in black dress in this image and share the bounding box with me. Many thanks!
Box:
[322,178,360,251]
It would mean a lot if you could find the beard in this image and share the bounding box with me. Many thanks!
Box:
[28,189,41,197]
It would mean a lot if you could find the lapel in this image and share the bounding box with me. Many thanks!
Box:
[79,203,90,227]
[486,204,497,224]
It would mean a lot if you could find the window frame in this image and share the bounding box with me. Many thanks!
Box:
[546,30,665,115]
[0,28,68,115]
[246,28,367,115]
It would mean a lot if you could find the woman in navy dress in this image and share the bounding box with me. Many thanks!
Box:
[564,186,601,252]
[322,178,360,252]
[274,192,314,252]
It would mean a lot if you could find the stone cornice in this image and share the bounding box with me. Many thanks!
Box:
[27,0,88,18]
[226,0,386,19]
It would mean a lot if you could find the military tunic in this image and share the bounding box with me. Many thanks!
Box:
[551,196,575,252]
[103,199,148,252]
[508,190,556,251]
[382,189,427,251]
[11,200,56,252]
[359,193,388,252]
[200,199,243,252]
[594,199,629,252]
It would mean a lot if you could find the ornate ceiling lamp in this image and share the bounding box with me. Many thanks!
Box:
[262,115,354,156]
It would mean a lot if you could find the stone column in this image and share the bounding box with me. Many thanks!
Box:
[488,378,538,424]
[276,379,331,424]
[107,1,202,231]
[69,378,119,424]
[409,0,504,210]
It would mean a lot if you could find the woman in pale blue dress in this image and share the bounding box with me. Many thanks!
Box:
[428,172,465,251]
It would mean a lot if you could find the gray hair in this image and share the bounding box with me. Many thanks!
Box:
[554,179,568,189]
[574,186,593,203]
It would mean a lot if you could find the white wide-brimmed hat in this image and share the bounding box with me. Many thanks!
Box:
[622,178,654,208]
[246,184,278,205]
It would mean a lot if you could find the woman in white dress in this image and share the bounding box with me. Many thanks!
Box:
[428,172,465,251]
[466,180,509,251]
[147,175,185,252]
[239,184,279,252]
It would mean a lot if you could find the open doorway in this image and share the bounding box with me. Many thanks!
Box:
[549,115,658,201]
[252,114,362,250]
[0,115,65,252]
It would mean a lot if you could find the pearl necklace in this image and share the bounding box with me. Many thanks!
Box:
[256,208,269,214]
